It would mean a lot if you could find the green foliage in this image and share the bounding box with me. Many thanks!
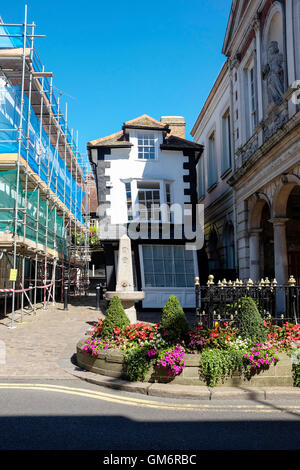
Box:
[200,347,246,387]
[101,296,130,339]
[124,345,152,382]
[236,296,267,343]
[160,296,189,344]
[89,225,101,246]
[294,364,300,387]
[290,348,300,387]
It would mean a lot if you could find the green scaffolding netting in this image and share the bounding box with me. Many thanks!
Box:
[0,169,67,255]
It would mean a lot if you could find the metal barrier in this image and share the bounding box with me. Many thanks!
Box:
[195,275,299,328]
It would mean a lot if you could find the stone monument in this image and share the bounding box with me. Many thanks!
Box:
[105,234,144,323]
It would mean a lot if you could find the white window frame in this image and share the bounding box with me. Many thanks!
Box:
[139,244,198,290]
[137,181,161,222]
[131,130,159,161]
[128,178,173,223]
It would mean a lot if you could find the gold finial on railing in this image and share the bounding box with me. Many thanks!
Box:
[271,278,277,287]
[207,274,214,286]
[194,277,200,286]
[228,280,233,286]
[222,279,227,286]
[247,278,254,288]
[288,275,296,286]
[265,277,270,286]
[218,280,223,287]
[260,278,265,287]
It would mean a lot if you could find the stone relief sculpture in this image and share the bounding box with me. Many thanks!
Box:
[262,41,284,106]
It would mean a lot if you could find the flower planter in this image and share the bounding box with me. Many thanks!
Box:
[76,339,294,387]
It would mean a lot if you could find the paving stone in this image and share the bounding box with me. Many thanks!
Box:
[0,296,102,379]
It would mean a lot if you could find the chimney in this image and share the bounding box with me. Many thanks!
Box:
[160,116,185,139]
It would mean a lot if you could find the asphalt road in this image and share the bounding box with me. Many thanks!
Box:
[0,379,300,451]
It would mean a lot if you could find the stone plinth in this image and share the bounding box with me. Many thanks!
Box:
[105,234,144,323]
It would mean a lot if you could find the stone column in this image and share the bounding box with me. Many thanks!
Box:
[270,218,289,285]
[270,218,289,314]
[249,228,262,282]
[253,15,263,123]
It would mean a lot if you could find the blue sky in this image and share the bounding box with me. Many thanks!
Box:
[2,1,231,155]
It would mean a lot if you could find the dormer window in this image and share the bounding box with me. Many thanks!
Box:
[138,133,156,160]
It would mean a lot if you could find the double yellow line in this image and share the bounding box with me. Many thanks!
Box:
[0,383,300,413]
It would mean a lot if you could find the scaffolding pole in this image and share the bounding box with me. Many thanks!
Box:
[0,6,91,323]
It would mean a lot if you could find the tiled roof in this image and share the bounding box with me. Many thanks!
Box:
[88,131,132,148]
[161,134,204,151]
[123,114,168,130]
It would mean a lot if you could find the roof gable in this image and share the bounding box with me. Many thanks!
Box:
[123,114,166,129]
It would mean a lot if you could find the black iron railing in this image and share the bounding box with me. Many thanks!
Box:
[195,275,300,328]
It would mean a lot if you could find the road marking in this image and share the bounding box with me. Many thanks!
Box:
[0,383,300,414]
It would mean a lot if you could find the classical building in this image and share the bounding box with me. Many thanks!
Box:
[88,115,203,310]
[192,0,300,286]
[191,61,236,283]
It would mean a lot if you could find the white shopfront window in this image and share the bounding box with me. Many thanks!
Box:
[139,244,198,308]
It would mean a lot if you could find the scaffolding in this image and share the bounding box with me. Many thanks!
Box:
[0,6,91,327]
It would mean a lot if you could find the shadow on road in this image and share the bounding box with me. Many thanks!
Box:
[0,414,299,450]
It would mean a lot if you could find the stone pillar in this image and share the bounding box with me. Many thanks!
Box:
[270,218,289,285]
[253,15,263,123]
[270,218,289,314]
[249,228,262,282]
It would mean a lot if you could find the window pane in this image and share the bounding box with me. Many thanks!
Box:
[155,274,165,287]
[153,259,164,272]
[174,246,184,258]
[145,274,155,287]
[175,259,184,273]
[143,246,152,258]
[164,258,175,273]
[185,249,194,261]
[165,274,175,287]
[163,246,173,258]
[153,245,163,258]
[186,275,195,287]
[175,274,186,287]
[144,258,153,273]
[184,260,194,273]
